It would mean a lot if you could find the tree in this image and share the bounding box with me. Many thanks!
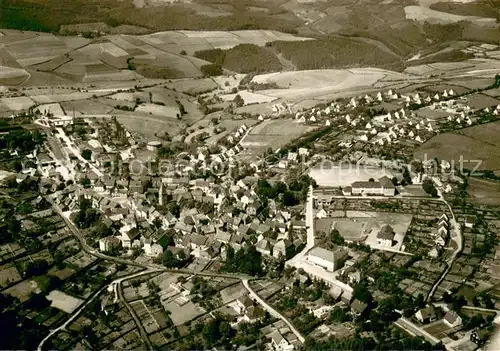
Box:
[283,191,299,207]
[233,94,245,107]
[81,149,92,160]
[422,179,438,197]
[331,229,345,245]
[352,282,373,305]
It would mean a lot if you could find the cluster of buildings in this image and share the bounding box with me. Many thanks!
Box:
[428,213,451,259]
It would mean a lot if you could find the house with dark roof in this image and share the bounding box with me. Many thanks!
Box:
[351,299,368,317]
[415,306,437,324]
[376,224,395,247]
[443,310,462,328]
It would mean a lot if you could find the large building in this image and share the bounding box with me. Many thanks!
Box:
[349,176,395,197]
[307,247,348,272]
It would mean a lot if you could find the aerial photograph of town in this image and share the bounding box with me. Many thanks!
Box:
[0,0,499,350]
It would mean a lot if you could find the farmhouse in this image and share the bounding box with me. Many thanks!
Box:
[307,247,348,272]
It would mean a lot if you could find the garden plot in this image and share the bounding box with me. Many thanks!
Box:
[47,290,84,314]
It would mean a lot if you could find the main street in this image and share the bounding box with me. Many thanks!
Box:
[286,185,354,293]
[426,184,463,302]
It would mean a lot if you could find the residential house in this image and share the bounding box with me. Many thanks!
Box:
[415,306,437,324]
[256,239,272,256]
[443,310,462,328]
[99,236,121,252]
[351,299,368,317]
[269,330,294,351]
[121,227,140,248]
[273,239,294,259]
[465,216,475,229]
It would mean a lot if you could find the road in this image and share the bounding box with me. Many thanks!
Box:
[395,317,440,345]
[37,268,158,351]
[285,186,354,293]
[242,279,305,343]
[426,184,463,302]
[55,127,103,178]
[117,273,158,351]
[287,185,314,266]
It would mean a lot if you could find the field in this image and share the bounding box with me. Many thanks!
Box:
[0,29,313,85]
[423,320,453,339]
[46,290,84,314]
[0,263,22,289]
[241,119,314,153]
[221,91,277,105]
[116,115,183,138]
[164,300,205,326]
[415,121,500,171]
[0,67,29,85]
[135,103,181,118]
[249,68,417,102]
[35,103,66,116]
[404,5,496,24]
[429,1,500,19]
[164,78,218,95]
[467,177,500,206]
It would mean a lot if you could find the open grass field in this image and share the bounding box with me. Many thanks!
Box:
[241,118,314,152]
[415,121,500,171]
[116,114,183,138]
[429,1,500,19]
[4,279,41,302]
[467,177,500,205]
[0,263,22,289]
[46,290,84,314]
[165,78,218,95]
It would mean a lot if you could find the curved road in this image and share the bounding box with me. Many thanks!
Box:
[426,186,463,302]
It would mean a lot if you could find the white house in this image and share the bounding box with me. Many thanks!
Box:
[444,310,462,328]
[270,330,294,351]
[307,247,348,272]
[376,224,395,247]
